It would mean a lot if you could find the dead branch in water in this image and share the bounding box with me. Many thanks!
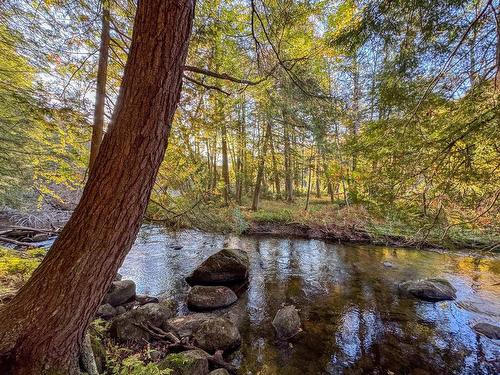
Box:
[0,225,59,247]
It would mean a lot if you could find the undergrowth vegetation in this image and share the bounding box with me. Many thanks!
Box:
[0,247,44,296]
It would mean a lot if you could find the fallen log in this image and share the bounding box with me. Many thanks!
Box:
[0,236,43,247]
[0,225,59,247]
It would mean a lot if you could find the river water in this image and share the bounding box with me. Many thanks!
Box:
[119,224,500,374]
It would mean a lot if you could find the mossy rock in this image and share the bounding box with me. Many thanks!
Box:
[159,350,209,375]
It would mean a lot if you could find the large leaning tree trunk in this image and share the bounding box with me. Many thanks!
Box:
[0,1,195,374]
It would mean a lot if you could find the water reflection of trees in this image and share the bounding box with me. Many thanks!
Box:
[241,237,499,374]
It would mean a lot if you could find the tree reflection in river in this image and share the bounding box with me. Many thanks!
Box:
[120,225,500,374]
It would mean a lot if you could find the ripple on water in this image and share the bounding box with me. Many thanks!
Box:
[119,225,500,374]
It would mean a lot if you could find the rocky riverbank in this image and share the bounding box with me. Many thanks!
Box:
[2,234,500,374]
[83,242,500,374]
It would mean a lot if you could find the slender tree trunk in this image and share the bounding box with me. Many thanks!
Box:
[221,123,230,206]
[305,152,313,211]
[494,4,500,89]
[323,160,334,203]
[315,155,321,198]
[236,103,246,204]
[211,132,218,190]
[269,123,281,199]
[283,112,293,202]
[251,122,271,211]
[89,1,110,172]
[206,138,212,190]
[351,55,360,173]
[0,2,194,374]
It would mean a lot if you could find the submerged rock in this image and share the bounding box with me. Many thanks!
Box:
[193,317,241,353]
[159,349,209,375]
[398,278,456,302]
[188,285,238,311]
[166,313,214,338]
[103,280,136,307]
[187,248,249,285]
[473,322,500,339]
[272,305,302,339]
[96,303,117,319]
[110,302,176,342]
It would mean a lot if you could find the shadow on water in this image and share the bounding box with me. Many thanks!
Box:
[120,225,500,374]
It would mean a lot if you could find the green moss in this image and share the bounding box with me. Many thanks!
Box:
[0,246,43,295]
[0,247,41,276]
[164,353,192,366]
[251,208,294,223]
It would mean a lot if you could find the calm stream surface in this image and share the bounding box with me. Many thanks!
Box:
[120,225,500,374]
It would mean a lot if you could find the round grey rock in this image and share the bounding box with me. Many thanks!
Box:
[272,305,302,339]
[188,286,237,311]
[187,248,249,285]
[166,313,214,338]
[193,317,241,353]
[399,278,456,302]
[96,303,117,319]
[103,280,136,307]
[110,301,176,343]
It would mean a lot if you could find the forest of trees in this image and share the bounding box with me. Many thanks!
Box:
[0,0,499,373]
[1,0,498,246]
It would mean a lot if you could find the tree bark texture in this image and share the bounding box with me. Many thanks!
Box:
[0,1,194,374]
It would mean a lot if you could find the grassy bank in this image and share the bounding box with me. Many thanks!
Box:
[146,196,499,252]
[242,198,499,252]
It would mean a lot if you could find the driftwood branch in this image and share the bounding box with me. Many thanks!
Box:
[0,225,59,247]
[0,236,43,247]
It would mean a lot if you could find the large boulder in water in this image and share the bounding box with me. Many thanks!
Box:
[193,317,241,353]
[159,349,209,375]
[188,286,237,311]
[110,302,176,342]
[187,248,249,285]
[272,305,302,339]
[398,278,456,302]
[473,323,500,339]
[103,280,136,307]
